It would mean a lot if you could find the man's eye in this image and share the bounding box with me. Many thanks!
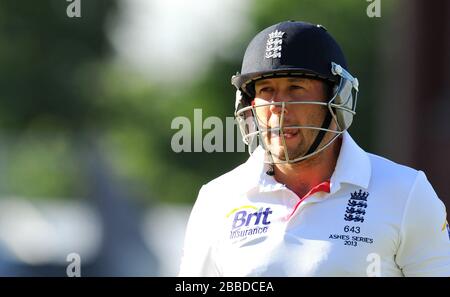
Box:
[258,87,272,93]
[290,85,304,90]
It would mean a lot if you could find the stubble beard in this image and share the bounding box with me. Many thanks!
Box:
[265,129,311,162]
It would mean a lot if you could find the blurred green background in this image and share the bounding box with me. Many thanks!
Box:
[0,0,448,276]
[0,0,394,204]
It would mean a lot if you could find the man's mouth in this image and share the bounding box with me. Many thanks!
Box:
[270,128,299,139]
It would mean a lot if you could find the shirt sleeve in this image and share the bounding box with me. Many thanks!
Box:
[178,185,220,276]
[396,171,450,276]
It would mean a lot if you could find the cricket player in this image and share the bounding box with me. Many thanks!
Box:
[179,21,450,276]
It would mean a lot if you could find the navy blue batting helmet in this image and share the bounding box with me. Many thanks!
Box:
[232,20,349,96]
[232,21,360,164]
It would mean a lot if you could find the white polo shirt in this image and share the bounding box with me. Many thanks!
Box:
[179,132,450,276]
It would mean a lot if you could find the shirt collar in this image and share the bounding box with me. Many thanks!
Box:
[329,131,371,193]
[241,131,371,194]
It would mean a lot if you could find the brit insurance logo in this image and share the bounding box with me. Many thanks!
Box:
[226,205,273,244]
[447,222,450,240]
[344,190,369,223]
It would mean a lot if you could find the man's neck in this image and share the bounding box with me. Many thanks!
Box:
[273,137,342,198]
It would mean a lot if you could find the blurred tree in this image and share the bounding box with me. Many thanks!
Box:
[148,0,394,203]
[0,0,116,130]
[0,0,118,199]
[0,0,395,204]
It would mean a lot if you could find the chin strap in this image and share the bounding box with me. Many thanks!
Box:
[304,111,332,156]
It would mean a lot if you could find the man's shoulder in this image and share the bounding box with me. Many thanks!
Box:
[368,152,417,174]
[201,148,265,193]
[203,160,254,191]
[367,152,420,188]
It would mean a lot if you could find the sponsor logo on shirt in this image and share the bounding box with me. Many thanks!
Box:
[226,205,273,243]
[442,220,450,240]
[329,190,374,247]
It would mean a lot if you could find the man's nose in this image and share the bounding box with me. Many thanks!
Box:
[269,92,288,115]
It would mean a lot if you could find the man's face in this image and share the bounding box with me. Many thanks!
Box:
[253,77,330,161]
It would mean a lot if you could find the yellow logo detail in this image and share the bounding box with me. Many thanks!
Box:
[226,205,258,218]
